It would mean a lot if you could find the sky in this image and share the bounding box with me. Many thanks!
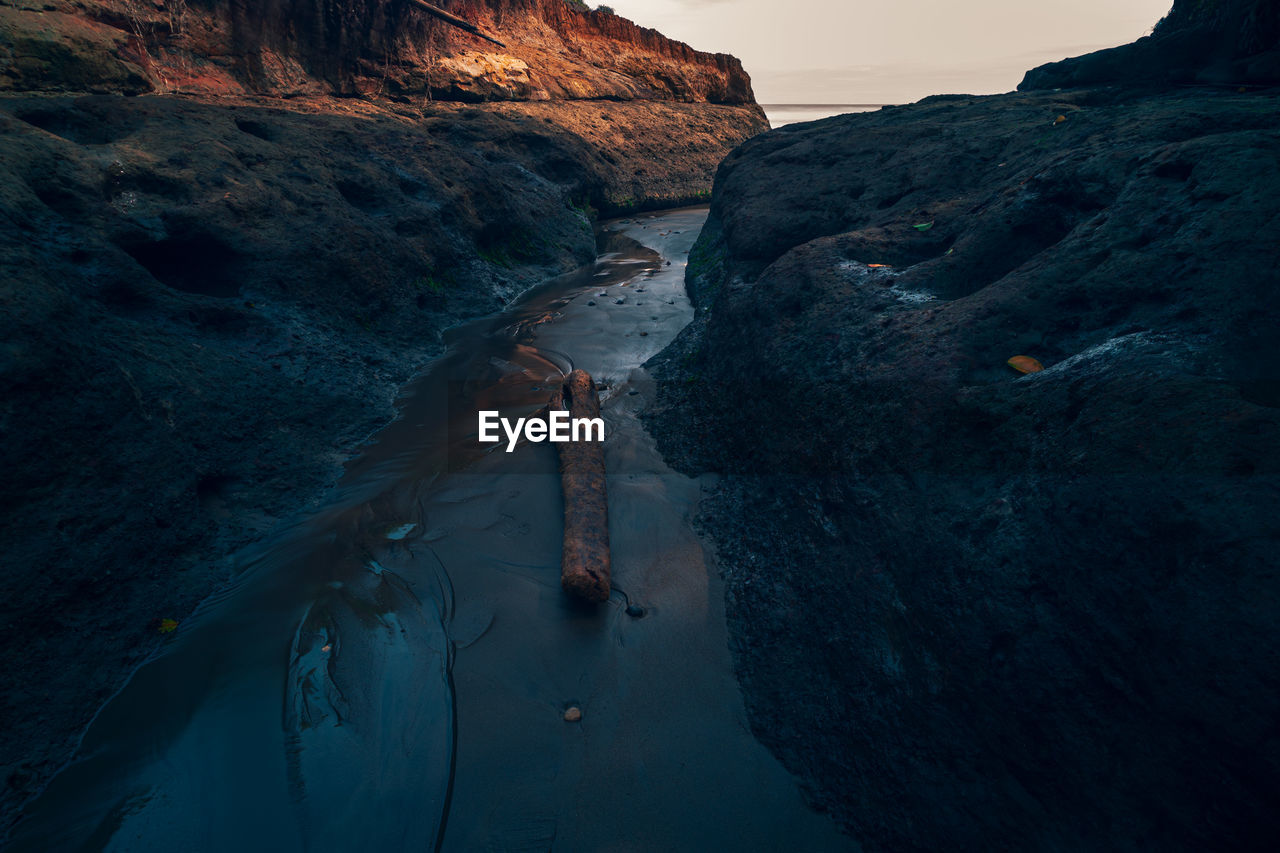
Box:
[600,0,1175,104]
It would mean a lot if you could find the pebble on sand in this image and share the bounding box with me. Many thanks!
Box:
[564,706,583,722]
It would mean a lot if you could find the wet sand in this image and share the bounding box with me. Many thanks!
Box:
[8,208,853,851]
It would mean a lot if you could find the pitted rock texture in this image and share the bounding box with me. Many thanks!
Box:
[646,85,1280,851]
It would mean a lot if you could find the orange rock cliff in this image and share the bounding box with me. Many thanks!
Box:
[1,0,760,104]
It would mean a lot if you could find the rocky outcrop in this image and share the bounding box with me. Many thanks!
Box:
[646,85,1280,851]
[1021,0,1280,90]
[0,0,765,205]
[1,0,758,103]
[0,0,764,833]
[429,0,757,103]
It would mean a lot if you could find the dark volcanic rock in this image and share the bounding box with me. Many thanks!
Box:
[1021,0,1280,90]
[646,86,1280,850]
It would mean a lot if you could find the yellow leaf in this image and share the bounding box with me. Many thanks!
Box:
[157,618,179,634]
[1007,355,1044,374]
[866,263,891,269]
[1054,114,1067,125]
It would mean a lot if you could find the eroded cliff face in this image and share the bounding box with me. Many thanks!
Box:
[1,0,757,103]
[0,0,765,204]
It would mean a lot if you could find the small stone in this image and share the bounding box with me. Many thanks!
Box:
[639,331,648,337]
[614,298,625,304]
[587,300,596,306]
[625,604,645,618]
[563,706,582,722]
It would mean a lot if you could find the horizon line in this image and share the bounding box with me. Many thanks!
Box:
[758,103,889,107]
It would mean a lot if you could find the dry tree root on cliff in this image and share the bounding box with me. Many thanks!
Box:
[552,370,611,602]
[406,0,507,47]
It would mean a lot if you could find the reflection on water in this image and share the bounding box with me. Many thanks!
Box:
[9,209,854,852]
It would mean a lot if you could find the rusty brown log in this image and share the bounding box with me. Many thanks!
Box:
[406,0,507,47]
[552,369,610,602]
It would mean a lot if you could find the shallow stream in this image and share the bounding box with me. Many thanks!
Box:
[10,208,852,851]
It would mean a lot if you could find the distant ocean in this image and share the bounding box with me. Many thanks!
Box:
[761,104,885,129]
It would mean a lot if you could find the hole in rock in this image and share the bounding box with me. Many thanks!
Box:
[12,104,140,144]
[196,474,242,517]
[124,234,240,298]
[336,179,381,211]
[234,118,276,141]
[1152,160,1193,181]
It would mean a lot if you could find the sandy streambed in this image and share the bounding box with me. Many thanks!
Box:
[8,208,851,851]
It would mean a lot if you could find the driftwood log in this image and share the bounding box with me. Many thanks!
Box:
[552,370,611,602]
[407,0,507,47]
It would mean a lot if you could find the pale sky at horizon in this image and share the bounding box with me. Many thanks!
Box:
[600,0,1175,104]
